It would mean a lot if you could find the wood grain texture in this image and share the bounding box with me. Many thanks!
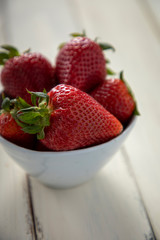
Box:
[0,1,35,239]
[137,0,160,41]
[30,152,154,240]
[0,146,35,240]
[72,0,160,238]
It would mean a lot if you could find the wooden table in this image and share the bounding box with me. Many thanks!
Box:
[0,0,160,239]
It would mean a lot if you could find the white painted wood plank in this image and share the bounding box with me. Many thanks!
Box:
[72,0,160,238]
[144,0,160,32]
[30,153,154,240]
[0,2,35,239]
[135,0,160,44]
[0,146,35,240]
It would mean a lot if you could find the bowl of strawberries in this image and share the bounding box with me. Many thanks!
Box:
[0,32,139,188]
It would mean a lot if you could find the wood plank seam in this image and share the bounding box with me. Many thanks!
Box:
[121,146,157,240]
[0,1,36,239]
[27,176,38,240]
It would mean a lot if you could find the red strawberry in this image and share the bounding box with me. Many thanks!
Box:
[0,45,55,103]
[0,98,35,149]
[90,72,139,124]
[55,36,107,92]
[14,84,123,151]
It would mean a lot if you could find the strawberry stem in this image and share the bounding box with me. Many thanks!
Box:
[23,48,31,54]
[70,30,86,38]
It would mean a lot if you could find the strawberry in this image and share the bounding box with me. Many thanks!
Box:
[0,97,35,149]
[0,45,55,103]
[55,32,115,92]
[90,72,139,124]
[13,85,123,151]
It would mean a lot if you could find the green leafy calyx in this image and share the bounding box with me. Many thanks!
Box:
[1,90,52,140]
[119,71,140,116]
[107,67,116,76]
[0,45,20,65]
[98,42,115,52]
[16,90,50,139]
[0,45,31,65]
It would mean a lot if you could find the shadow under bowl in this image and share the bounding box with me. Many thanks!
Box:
[0,116,137,188]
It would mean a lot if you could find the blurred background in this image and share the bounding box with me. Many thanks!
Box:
[0,0,160,126]
[0,0,160,73]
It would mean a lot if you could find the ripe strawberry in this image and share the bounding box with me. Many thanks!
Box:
[55,35,108,92]
[0,45,55,103]
[90,72,139,124]
[14,84,123,151]
[0,97,35,149]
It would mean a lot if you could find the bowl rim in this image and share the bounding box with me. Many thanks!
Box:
[0,115,137,156]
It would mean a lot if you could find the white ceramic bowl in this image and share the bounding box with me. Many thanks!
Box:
[0,116,137,188]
